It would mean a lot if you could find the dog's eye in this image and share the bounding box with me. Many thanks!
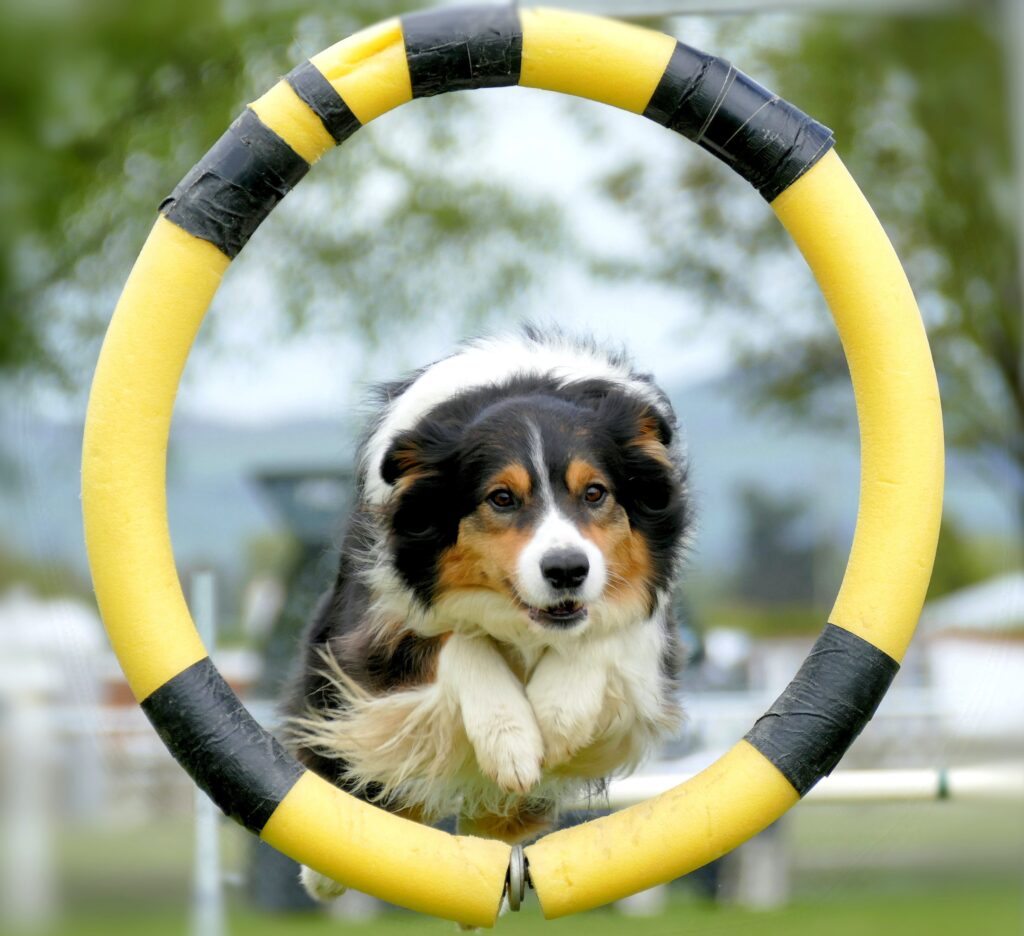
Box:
[487,488,518,511]
[583,483,607,505]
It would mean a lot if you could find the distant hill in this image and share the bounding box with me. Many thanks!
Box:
[2,378,1013,587]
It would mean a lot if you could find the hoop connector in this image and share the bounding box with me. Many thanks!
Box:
[505,845,528,911]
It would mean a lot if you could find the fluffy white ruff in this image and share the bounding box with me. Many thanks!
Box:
[284,649,575,821]
[360,332,669,506]
[283,616,680,824]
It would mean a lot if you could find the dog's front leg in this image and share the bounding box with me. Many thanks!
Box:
[440,633,543,794]
[527,644,609,769]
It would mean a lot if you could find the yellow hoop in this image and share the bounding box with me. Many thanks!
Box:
[82,7,943,927]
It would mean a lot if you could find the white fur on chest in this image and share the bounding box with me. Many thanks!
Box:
[291,612,674,821]
[442,611,677,808]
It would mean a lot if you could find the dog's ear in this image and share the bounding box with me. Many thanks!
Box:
[600,393,674,458]
[381,422,463,575]
[380,420,461,487]
[381,433,423,487]
[630,406,674,466]
[599,393,683,519]
[567,378,674,449]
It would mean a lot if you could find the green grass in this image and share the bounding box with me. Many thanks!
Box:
[25,882,1024,936]
[35,805,1023,936]
[790,800,1024,853]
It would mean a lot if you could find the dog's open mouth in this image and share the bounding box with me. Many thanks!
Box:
[527,599,588,628]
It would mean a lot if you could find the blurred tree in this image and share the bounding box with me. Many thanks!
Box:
[927,516,989,600]
[601,12,1022,525]
[0,0,563,384]
[732,484,821,606]
[0,544,88,600]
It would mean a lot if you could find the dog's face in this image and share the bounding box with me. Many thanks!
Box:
[380,377,688,640]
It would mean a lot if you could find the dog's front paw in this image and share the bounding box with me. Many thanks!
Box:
[528,664,606,769]
[466,709,543,793]
[300,865,347,903]
[539,724,586,769]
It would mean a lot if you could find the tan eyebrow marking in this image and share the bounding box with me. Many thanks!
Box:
[566,458,607,497]
[486,462,531,498]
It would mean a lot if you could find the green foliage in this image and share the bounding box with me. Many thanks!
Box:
[689,484,839,638]
[0,543,88,600]
[2,0,268,375]
[245,530,301,580]
[715,489,1015,636]
[0,0,564,385]
[928,517,990,600]
[733,484,830,606]
[705,601,825,638]
[758,14,1020,483]
[928,517,1024,600]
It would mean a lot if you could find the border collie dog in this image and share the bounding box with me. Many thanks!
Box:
[283,329,691,900]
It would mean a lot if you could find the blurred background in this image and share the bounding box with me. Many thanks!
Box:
[1,0,1022,934]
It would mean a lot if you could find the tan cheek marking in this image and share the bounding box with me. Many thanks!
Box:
[437,514,532,599]
[582,507,653,608]
[566,458,608,498]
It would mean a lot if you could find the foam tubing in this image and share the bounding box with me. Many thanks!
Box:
[82,5,943,926]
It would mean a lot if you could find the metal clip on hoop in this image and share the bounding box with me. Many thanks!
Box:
[506,846,527,911]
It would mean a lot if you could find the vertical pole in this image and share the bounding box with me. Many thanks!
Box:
[191,571,226,936]
[1001,0,1024,432]
[1,684,57,931]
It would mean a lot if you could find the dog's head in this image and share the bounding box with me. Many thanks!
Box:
[377,375,689,641]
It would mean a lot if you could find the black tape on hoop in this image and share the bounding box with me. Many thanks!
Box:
[140,657,304,832]
[644,42,834,202]
[744,624,900,795]
[286,61,362,145]
[403,4,523,97]
[160,109,310,259]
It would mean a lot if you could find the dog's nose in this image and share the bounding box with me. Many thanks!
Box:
[541,549,589,590]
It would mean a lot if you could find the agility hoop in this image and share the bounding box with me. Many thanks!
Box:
[82,6,944,927]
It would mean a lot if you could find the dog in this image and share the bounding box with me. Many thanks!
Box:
[281,328,691,902]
